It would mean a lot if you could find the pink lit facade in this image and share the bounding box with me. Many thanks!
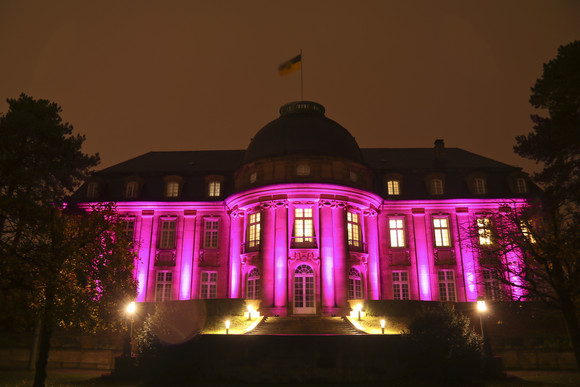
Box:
[77,101,534,316]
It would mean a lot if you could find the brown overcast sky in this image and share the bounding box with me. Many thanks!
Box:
[1,0,579,173]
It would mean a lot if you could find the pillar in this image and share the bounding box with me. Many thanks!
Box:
[136,210,154,302]
[456,210,478,301]
[333,202,348,309]
[262,203,275,307]
[319,200,335,311]
[274,200,288,308]
[179,210,196,300]
[228,209,244,298]
[412,209,432,300]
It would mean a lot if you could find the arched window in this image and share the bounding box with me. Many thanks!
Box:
[125,181,139,198]
[348,267,362,299]
[246,268,261,299]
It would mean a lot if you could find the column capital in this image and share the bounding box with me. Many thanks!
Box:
[363,207,379,218]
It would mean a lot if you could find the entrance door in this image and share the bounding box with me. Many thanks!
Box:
[294,264,315,314]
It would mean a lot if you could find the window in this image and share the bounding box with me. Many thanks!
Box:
[166,181,180,197]
[433,217,451,247]
[246,268,260,299]
[296,164,310,176]
[294,208,314,245]
[392,271,409,300]
[473,178,486,194]
[438,270,456,301]
[249,172,257,184]
[477,218,491,245]
[200,271,217,299]
[123,218,135,241]
[203,219,219,249]
[387,180,400,196]
[125,181,139,198]
[348,268,363,299]
[482,269,500,301]
[159,218,176,249]
[347,211,361,248]
[389,218,405,247]
[87,182,99,199]
[515,178,527,193]
[432,179,444,195]
[349,171,358,182]
[246,212,261,249]
[520,220,536,243]
[208,181,221,197]
[155,271,172,302]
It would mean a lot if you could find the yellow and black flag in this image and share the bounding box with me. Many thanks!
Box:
[278,54,302,76]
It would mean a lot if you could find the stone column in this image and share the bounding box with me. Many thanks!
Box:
[411,209,432,300]
[136,210,154,302]
[228,208,244,299]
[319,200,335,311]
[333,201,348,310]
[456,210,477,301]
[262,203,275,307]
[274,200,288,310]
[364,208,380,300]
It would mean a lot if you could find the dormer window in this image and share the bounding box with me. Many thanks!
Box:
[87,182,99,199]
[125,181,139,198]
[432,179,444,195]
[349,171,358,182]
[515,178,527,193]
[166,181,180,197]
[387,180,400,195]
[208,181,221,197]
[296,164,310,176]
[473,178,486,194]
[249,172,257,184]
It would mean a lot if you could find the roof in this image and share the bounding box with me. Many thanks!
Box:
[71,146,535,203]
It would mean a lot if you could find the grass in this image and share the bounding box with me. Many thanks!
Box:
[350,314,410,334]
[200,315,261,334]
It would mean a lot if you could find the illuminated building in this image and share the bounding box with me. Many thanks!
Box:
[76,101,532,316]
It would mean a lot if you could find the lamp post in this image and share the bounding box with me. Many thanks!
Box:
[124,301,136,357]
[477,297,492,357]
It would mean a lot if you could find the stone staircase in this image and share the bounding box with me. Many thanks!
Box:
[246,316,366,335]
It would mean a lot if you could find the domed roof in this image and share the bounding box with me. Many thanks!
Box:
[243,101,364,164]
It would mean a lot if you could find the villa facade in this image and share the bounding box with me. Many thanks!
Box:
[76,101,533,316]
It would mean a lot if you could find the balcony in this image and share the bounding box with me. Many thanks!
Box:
[155,250,176,266]
[434,249,456,265]
[347,240,367,253]
[242,241,261,254]
[291,236,317,249]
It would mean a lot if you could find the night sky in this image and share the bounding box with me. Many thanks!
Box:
[1,1,579,173]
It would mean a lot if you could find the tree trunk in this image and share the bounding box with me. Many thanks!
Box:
[33,289,54,387]
[561,302,580,370]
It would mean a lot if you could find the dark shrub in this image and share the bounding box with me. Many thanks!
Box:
[404,303,482,383]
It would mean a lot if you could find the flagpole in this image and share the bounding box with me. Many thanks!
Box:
[300,49,303,100]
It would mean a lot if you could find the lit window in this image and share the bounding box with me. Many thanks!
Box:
[87,182,99,199]
[155,271,172,302]
[294,208,314,245]
[203,219,219,249]
[477,218,491,245]
[348,267,363,299]
[208,181,221,197]
[347,211,361,248]
[296,164,310,176]
[159,218,176,249]
[200,271,217,299]
[349,171,358,182]
[433,217,451,247]
[438,270,456,301]
[387,180,400,195]
[125,181,139,198]
[482,269,500,301]
[389,218,405,247]
[246,212,261,249]
[166,181,180,197]
[123,217,135,241]
[392,271,409,300]
[432,179,444,195]
[246,268,261,299]
[515,178,527,193]
[249,172,257,184]
[520,220,536,243]
[473,178,486,194]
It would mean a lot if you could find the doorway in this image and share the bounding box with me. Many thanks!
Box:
[293,264,315,314]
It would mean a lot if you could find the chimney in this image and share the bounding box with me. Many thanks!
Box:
[434,139,445,162]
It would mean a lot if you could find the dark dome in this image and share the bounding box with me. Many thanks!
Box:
[244,101,364,164]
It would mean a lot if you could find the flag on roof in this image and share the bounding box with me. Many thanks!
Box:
[278,54,302,76]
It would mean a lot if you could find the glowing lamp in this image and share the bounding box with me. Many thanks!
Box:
[477,298,487,313]
[225,320,230,334]
[126,301,136,315]
[380,319,385,334]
